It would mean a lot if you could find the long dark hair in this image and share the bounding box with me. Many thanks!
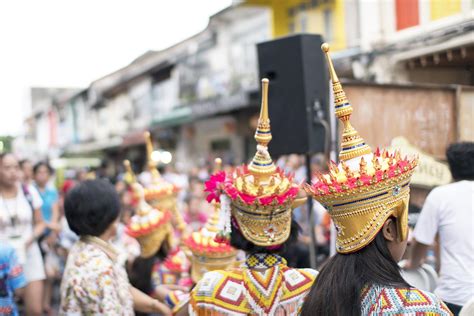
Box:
[129,239,170,294]
[300,224,410,316]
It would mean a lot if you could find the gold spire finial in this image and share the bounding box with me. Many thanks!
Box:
[123,160,137,184]
[213,158,222,173]
[144,131,161,179]
[248,78,276,181]
[321,43,339,83]
[321,43,371,161]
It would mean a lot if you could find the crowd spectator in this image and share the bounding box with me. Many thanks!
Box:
[408,142,474,315]
[60,179,171,315]
[0,244,27,316]
[0,153,46,316]
[183,195,209,232]
[33,161,61,314]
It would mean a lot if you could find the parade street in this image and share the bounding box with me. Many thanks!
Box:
[0,1,473,315]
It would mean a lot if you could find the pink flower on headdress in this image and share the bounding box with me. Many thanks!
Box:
[360,174,372,185]
[277,186,298,204]
[388,165,397,178]
[311,180,329,195]
[346,177,358,189]
[398,159,409,170]
[259,195,276,206]
[375,170,384,182]
[205,171,227,203]
[224,184,239,200]
[239,192,256,204]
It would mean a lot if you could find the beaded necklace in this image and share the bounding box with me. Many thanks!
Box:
[242,253,287,315]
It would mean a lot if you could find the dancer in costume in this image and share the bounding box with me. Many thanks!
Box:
[300,43,452,316]
[124,161,191,302]
[187,79,317,316]
[163,158,239,315]
[143,131,187,234]
[59,179,171,315]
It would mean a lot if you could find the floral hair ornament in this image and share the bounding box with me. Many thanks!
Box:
[205,79,306,247]
[304,44,418,254]
[184,158,238,282]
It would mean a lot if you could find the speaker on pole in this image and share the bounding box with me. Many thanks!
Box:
[258,34,331,269]
[257,34,330,157]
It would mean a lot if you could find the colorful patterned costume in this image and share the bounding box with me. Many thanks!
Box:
[190,254,316,316]
[361,285,452,315]
[186,79,315,316]
[151,249,191,289]
[302,43,451,316]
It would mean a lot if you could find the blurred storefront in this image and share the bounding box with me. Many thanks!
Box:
[244,0,473,85]
[17,1,473,176]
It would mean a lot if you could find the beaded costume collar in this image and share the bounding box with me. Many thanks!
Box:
[244,253,286,269]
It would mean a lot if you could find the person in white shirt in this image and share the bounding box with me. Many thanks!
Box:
[0,154,46,316]
[408,142,474,315]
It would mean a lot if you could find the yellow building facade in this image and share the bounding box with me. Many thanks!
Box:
[244,0,347,51]
[244,0,466,52]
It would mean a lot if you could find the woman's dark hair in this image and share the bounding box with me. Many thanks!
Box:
[0,153,15,162]
[129,240,170,295]
[33,161,54,175]
[230,216,300,254]
[64,179,120,237]
[446,142,474,181]
[19,159,31,168]
[300,221,410,316]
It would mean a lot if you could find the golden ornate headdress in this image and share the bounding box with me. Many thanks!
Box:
[124,160,173,258]
[143,131,186,233]
[205,79,306,247]
[304,44,418,254]
[185,158,238,283]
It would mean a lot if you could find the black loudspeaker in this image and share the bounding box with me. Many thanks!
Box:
[257,34,329,157]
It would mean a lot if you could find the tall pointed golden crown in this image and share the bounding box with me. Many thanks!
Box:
[204,79,305,247]
[304,44,418,254]
[144,131,161,180]
[321,43,371,162]
[248,78,276,181]
[123,160,137,185]
[142,131,186,234]
[123,159,173,258]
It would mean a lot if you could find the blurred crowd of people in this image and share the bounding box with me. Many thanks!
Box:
[0,152,332,315]
[0,140,473,315]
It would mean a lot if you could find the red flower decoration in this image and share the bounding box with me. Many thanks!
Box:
[224,184,239,200]
[205,171,227,203]
[259,195,276,206]
[239,192,256,204]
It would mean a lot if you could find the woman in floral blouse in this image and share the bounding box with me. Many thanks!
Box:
[59,179,171,315]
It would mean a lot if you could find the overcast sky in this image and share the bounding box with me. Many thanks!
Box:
[0,0,232,136]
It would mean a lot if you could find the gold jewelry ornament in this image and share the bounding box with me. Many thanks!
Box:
[205,79,306,247]
[304,44,418,254]
[124,160,173,258]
